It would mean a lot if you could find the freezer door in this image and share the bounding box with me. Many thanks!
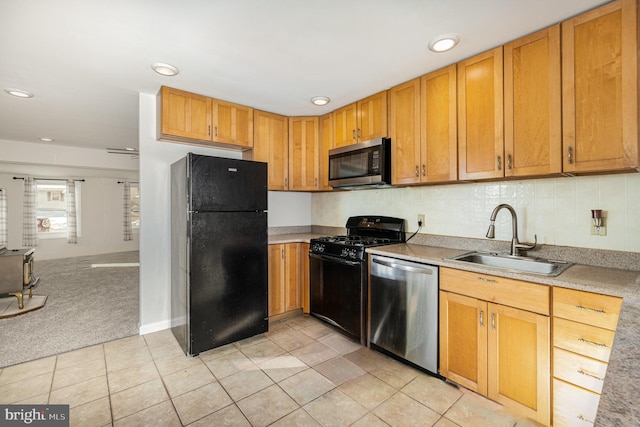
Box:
[188,211,268,355]
[188,154,267,212]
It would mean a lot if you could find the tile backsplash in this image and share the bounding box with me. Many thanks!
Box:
[311,173,640,253]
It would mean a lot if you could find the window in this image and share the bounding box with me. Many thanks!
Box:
[130,184,140,229]
[36,181,81,237]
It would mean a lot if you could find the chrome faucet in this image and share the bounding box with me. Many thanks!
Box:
[486,204,536,257]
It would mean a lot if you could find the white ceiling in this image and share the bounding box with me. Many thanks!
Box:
[0,0,610,152]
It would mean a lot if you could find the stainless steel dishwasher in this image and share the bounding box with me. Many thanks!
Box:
[369,254,439,374]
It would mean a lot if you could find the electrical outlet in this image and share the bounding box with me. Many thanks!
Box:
[591,222,607,236]
[417,214,425,226]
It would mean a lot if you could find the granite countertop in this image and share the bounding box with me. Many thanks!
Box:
[366,242,640,425]
[268,233,324,244]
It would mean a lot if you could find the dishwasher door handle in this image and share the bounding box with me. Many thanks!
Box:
[372,257,434,275]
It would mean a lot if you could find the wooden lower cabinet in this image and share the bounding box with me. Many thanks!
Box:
[440,268,550,425]
[268,243,304,319]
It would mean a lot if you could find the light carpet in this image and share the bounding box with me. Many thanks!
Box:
[0,251,139,368]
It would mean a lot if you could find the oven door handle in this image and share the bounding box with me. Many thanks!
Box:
[309,253,362,266]
[372,257,434,275]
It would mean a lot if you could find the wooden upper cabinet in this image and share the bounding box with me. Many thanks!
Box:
[389,78,421,185]
[333,103,357,148]
[458,47,505,180]
[562,0,639,173]
[504,25,562,177]
[158,86,212,142]
[212,100,254,148]
[319,113,334,191]
[356,91,388,142]
[289,117,320,191]
[253,110,288,191]
[421,65,458,183]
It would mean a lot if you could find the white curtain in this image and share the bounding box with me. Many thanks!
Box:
[66,179,78,244]
[123,181,132,241]
[0,189,7,246]
[22,177,37,247]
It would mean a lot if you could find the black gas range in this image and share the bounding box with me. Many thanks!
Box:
[309,216,406,344]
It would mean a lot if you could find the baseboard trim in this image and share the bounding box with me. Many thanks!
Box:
[139,319,171,335]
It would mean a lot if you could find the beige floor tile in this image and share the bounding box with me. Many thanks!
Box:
[236,384,299,427]
[69,396,111,427]
[313,356,366,386]
[198,342,241,362]
[401,373,463,414]
[144,329,185,360]
[154,353,204,377]
[187,403,250,426]
[369,357,419,389]
[298,322,333,340]
[219,368,274,401]
[173,382,233,425]
[351,412,391,427]
[303,388,368,426]
[233,333,271,350]
[56,345,105,370]
[49,376,108,409]
[338,373,396,410]
[0,356,56,386]
[239,339,286,364]
[443,392,534,427]
[433,417,461,427]
[284,315,320,330]
[0,372,53,403]
[266,320,293,335]
[142,328,176,348]
[290,341,339,367]
[15,392,49,404]
[318,332,362,355]
[162,362,215,398]
[104,335,147,355]
[114,400,181,427]
[52,358,106,390]
[110,378,169,420]
[374,392,441,427]
[105,345,153,372]
[278,368,335,405]
[269,328,316,352]
[258,354,308,383]
[343,347,394,373]
[270,408,321,426]
[107,360,160,394]
[201,349,256,379]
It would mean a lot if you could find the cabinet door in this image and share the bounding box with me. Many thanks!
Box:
[458,47,505,180]
[284,243,301,312]
[562,0,638,173]
[253,110,289,191]
[488,303,550,425]
[389,78,421,185]
[357,91,388,142]
[301,243,310,313]
[289,117,320,191]
[421,65,458,183]
[159,86,212,141]
[319,113,334,191]
[212,100,254,148]
[333,103,357,148]
[268,244,285,316]
[504,25,562,177]
[439,291,488,395]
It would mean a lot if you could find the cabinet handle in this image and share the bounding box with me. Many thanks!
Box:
[497,155,502,171]
[352,129,356,140]
[421,164,426,177]
[285,177,288,188]
[567,146,573,164]
[479,310,484,327]
[577,415,595,424]
[314,177,318,187]
[507,154,512,170]
[578,337,608,348]
[281,248,285,258]
[576,305,607,315]
[215,126,218,137]
[415,165,419,177]
[208,125,211,136]
[477,276,497,283]
[491,313,496,330]
[578,369,605,382]
[357,128,361,138]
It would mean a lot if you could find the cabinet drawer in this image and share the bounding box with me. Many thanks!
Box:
[553,379,600,427]
[553,318,615,362]
[553,287,622,330]
[553,347,608,394]
[440,267,549,315]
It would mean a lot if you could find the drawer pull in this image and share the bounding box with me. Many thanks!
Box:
[576,305,606,315]
[577,414,595,425]
[477,276,497,283]
[578,369,604,382]
[578,337,608,348]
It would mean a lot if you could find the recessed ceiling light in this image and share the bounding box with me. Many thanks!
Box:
[4,88,34,98]
[428,34,460,53]
[151,63,179,76]
[40,137,54,142]
[311,96,330,106]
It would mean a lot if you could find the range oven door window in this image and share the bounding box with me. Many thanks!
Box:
[309,254,366,343]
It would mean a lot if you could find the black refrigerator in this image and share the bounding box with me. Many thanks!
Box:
[171,153,268,356]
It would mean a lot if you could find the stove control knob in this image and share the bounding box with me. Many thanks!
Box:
[312,243,325,253]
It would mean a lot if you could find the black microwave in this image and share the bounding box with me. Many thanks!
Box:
[328,138,392,189]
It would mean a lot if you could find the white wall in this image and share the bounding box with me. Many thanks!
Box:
[312,174,640,253]
[0,139,139,259]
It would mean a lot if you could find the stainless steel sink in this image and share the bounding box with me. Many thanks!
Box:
[446,251,572,276]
